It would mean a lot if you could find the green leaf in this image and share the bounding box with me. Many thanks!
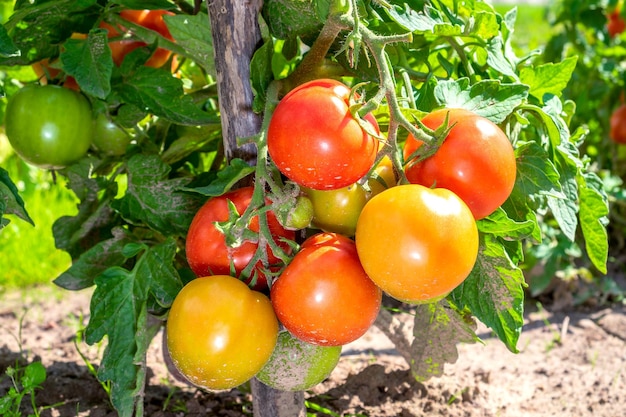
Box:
[450,234,525,352]
[510,141,562,206]
[0,167,33,228]
[434,78,528,123]
[60,28,113,99]
[520,56,578,102]
[578,172,609,273]
[410,300,479,382]
[385,3,443,32]
[164,13,215,76]
[115,66,219,126]
[85,239,181,417]
[22,362,46,389]
[478,207,539,241]
[1,0,99,65]
[111,154,205,236]
[546,157,579,241]
[486,36,519,79]
[0,24,20,58]
[250,35,274,113]
[185,158,256,197]
[53,227,134,291]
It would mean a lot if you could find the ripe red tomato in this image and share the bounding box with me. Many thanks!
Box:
[267,79,380,190]
[355,184,478,303]
[32,58,80,91]
[610,104,626,144]
[185,187,295,290]
[101,9,174,68]
[608,9,626,38]
[5,84,93,169]
[403,108,516,220]
[270,232,382,346]
[166,275,279,390]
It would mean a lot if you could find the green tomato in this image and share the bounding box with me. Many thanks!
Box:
[255,331,341,391]
[303,184,367,236]
[5,84,94,169]
[92,113,132,156]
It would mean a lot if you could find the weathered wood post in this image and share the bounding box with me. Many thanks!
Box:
[206,1,306,416]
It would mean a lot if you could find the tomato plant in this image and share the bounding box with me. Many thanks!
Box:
[403,108,517,220]
[356,184,479,303]
[0,0,612,415]
[4,84,93,169]
[271,233,382,346]
[185,186,295,290]
[256,331,342,391]
[166,275,279,390]
[267,78,380,190]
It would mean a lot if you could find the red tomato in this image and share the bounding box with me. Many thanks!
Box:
[267,79,380,190]
[403,108,516,220]
[185,187,295,290]
[355,184,479,303]
[270,232,382,346]
[166,275,279,390]
[610,103,626,144]
[608,9,626,38]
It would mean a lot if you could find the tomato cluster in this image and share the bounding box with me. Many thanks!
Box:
[167,79,518,392]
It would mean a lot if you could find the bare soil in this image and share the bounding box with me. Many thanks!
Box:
[1,286,625,417]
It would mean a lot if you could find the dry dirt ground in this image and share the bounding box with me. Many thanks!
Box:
[1,286,625,417]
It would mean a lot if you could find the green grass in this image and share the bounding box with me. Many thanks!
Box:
[0,135,77,289]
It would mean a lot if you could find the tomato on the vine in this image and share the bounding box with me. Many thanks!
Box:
[5,84,93,169]
[256,331,342,391]
[166,275,279,390]
[185,187,295,290]
[268,78,380,190]
[355,184,478,303]
[270,232,381,346]
[610,103,626,144]
[102,9,175,68]
[608,9,626,38]
[91,113,133,156]
[302,156,396,236]
[403,108,516,220]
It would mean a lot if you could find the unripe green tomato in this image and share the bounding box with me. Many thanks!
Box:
[284,195,314,230]
[92,113,132,156]
[5,84,93,169]
[256,331,342,391]
[303,184,367,237]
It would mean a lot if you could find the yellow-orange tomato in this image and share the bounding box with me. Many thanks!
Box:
[166,275,279,390]
[355,184,479,303]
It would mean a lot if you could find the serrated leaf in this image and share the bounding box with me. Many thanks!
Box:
[111,154,204,236]
[115,66,219,125]
[85,239,181,417]
[546,158,578,241]
[469,11,500,39]
[385,3,443,32]
[510,141,562,207]
[520,56,578,102]
[164,13,215,77]
[0,167,33,227]
[434,78,528,123]
[578,172,609,273]
[53,227,134,291]
[185,158,256,197]
[486,36,519,79]
[450,234,525,352]
[61,28,113,99]
[478,207,538,241]
[0,24,20,58]
[250,36,274,113]
[1,0,99,65]
[410,300,478,382]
